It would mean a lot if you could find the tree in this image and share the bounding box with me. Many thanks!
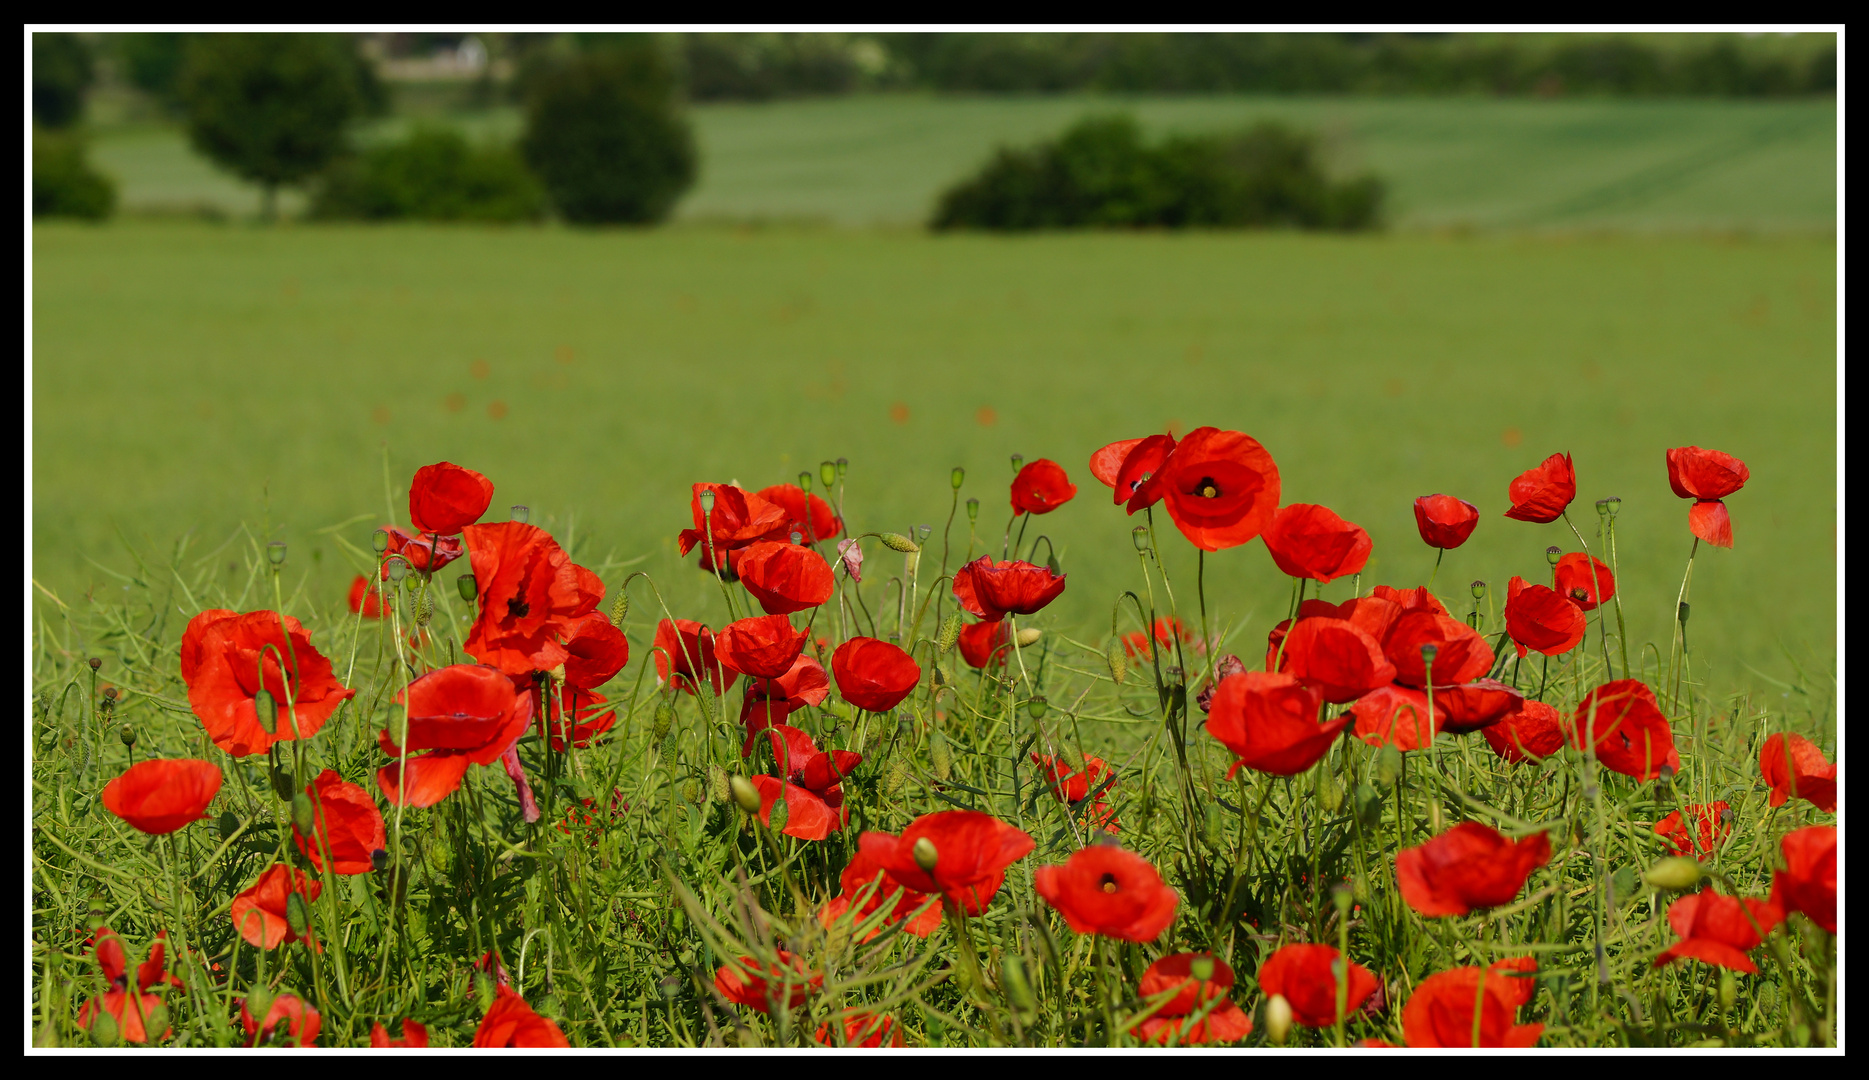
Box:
[520,42,697,225]
[177,34,369,220]
[33,33,94,129]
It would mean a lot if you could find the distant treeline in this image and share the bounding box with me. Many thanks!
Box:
[675,32,1835,101]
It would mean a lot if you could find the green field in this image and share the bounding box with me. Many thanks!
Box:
[32,223,1836,692]
[85,94,1837,230]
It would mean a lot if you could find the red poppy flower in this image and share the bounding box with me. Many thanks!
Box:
[1263,504,1373,583]
[1371,584,1448,617]
[678,483,789,572]
[240,993,321,1047]
[1503,452,1575,524]
[1351,684,1439,751]
[1759,733,1836,812]
[952,556,1067,621]
[1267,597,1404,668]
[1397,821,1552,917]
[460,522,602,676]
[560,611,629,690]
[832,637,922,713]
[1206,671,1348,777]
[1570,680,1679,782]
[547,687,616,751]
[1010,458,1078,515]
[815,1013,905,1048]
[1031,754,1119,831]
[756,482,843,543]
[180,609,355,758]
[1667,447,1749,548]
[378,525,465,577]
[1654,802,1733,857]
[1384,612,1493,688]
[369,1020,429,1047]
[1654,890,1783,974]
[408,462,493,536]
[1481,700,1565,763]
[229,863,321,949]
[748,776,841,841]
[473,988,570,1047]
[715,614,809,680]
[1434,678,1523,734]
[1034,845,1178,942]
[732,540,835,614]
[290,769,386,876]
[741,654,831,734]
[101,758,222,835]
[1090,433,1177,511]
[654,618,737,697]
[1256,944,1380,1028]
[1771,825,1836,933]
[1403,966,1543,1048]
[78,928,181,1044]
[1503,576,1586,659]
[348,575,386,618]
[1414,494,1480,550]
[376,664,532,808]
[1138,426,1282,551]
[754,724,863,793]
[1123,616,1199,660]
[714,951,822,1014]
[1134,953,1252,1046]
[1548,553,1613,612]
[1277,618,1396,704]
[818,845,942,941]
[861,809,1035,915]
[958,620,1012,669]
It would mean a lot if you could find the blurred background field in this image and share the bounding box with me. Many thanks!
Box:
[32,31,1837,699]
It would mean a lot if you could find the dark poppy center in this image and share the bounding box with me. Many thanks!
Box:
[1197,477,1220,499]
[1569,587,1589,602]
[507,597,530,619]
[1099,872,1120,894]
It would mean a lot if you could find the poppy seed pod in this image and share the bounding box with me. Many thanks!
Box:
[1132,526,1150,551]
[1645,857,1704,891]
[119,724,136,748]
[1471,580,1487,601]
[254,689,278,735]
[268,542,287,566]
[880,532,920,553]
[89,656,103,671]
[730,775,762,814]
[385,556,408,584]
[937,612,962,653]
[821,461,838,486]
[1545,546,1563,567]
[836,457,848,477]
[1264,994,1293,1044]
[1678,602,1690,624]
[456,574,477,602]
[510,505,529,523]
[952,467,965,490]
[373,528,390,554]
[1010,453,1024,473]
[911,836,939,872]
[370,848,389,872]
[698,489,716,515]
[966,498,980,523]
[1027,696,1048,719]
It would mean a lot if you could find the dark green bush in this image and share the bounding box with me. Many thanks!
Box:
[33,33,94,128]
[33,129,116,221]
[520,44,697,225]
[311,128,546,223]
[931,116,1384,232]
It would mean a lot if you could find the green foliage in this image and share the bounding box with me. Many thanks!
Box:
[520,44,698,225]
[932,116,1383,232]
[177,34,370,212]
[33,33,95,129]
[32,129,116,221]
[682,33,891,101]
[116,33,192,107]
[311,127,546,223]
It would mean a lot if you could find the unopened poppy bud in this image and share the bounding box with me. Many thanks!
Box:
[1470,580,1487,601]
[1106,640,1127,684]
[1001,953,1038,1015]
[246,984,274,1026]
[911,837,939,872]
[708,764,729,804]
[930,729,952,781]
[681,778,704,805]
[103,685,119,702]
[370,848,389,872]
[729,775,761,814]
[270,765,295,801]
[90,1008,120,1047]
[1264,993,1293,1045]
[1375,744,1404,788]
[1719,970,1736,1011]
[474,971,497,1011]
[951,466,965,490]
[1545,545,1563,567]
[1009,453,1024,473]
[372,528,390,553]
[218,810,240,841]
[143,1001,170,1041]
[268,541,287,566]
[254,689,278,734]
[1645,857,1704,891]
[1189,955,1216,982]
[510,505,529,523]
[1678,602,1690,624]
[885,756,909,796]
[414,590,434,626]
[768,796,789,833]
[821,460,838,486]
[286,892,311,937]
[1332,881,1354,916]
[1027,695,1048,719]
[1015,627,1043,648]
[652,701,674,741]
[119,724,136,748]
[966,498,979,524]
[1317,769,1343,812]
[1045,552,1061,576]
[457,574,477,602]
[291,791,316,835]
[937,612,962,653]
[880,532,920,553]
[385,556,409,583]
[1658,764,1676,785]
[88,657,103,671]
[1132,526,1150,551]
